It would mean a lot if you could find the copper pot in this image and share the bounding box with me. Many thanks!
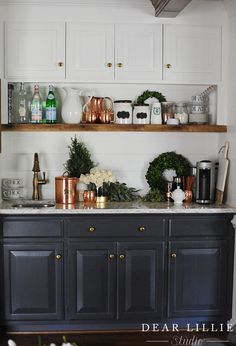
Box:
[55,176,78,204]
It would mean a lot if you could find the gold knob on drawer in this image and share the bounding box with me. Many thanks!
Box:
[165,63,172,69]
[138,226,145,232]
[119,254,125,260]
[88,226,96,233]
[56,254,62,260]
[58,62,64,67]
[107,62,113,68]
[117,63,123,68]
[109,254,115,260]
[171,253,177,258]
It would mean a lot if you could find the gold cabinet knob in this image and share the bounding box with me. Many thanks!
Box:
[165,63,172,69]
[138,226,145,232]
[171,253,177,258]
[117,63,123,68]
[107,62,113,68]
[58,62,64,67]
[109,254,115,260]
[88,226,96,233]
[55,254,62,260]
[119,254,125,260]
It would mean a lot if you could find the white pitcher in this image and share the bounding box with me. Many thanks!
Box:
[61,87,83,124]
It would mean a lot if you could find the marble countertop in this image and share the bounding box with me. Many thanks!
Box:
[0,200,235,215]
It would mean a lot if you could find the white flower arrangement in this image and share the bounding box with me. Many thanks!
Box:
[79,168,116,188]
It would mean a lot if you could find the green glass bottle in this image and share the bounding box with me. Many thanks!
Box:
[46,85,57,124]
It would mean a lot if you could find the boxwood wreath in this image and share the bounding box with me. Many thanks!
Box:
[136,90,166,104]
[145,152,191,200]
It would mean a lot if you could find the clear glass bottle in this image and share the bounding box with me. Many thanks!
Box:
[31,85,42,123]
[17,83,28,123]
[46,85,57,124]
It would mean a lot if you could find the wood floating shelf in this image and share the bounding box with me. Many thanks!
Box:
[0,124,227,133]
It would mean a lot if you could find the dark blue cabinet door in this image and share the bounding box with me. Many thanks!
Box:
[4,243,63,321]
[68,242,116,320]
[117,242,165,321]
[168,240,229,318]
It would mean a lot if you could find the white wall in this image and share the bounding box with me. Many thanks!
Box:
[0,0,229,199]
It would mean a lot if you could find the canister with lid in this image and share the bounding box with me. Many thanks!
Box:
[114,100,132,124]
[133,104,150,124]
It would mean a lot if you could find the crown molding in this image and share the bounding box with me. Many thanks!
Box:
[0,0,152,7]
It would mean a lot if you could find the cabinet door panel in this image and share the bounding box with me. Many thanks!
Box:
[5,22,65,79]
[163,25,221,82]
[68,242,116,320]
[67,23,114,81]
[168,240,228,318]
[118,242,165,320]
[4,243,63,320]
[115,24,162,81]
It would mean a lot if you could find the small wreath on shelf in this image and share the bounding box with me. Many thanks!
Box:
[137,90,166,105]
[145,151,191,190]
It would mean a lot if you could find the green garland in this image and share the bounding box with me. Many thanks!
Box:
[146,151,191,190]
[137,90,166,105]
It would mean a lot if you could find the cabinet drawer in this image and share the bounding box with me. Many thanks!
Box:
[66,216,165,238]
[3,218,63,237]
[169,216,230,238]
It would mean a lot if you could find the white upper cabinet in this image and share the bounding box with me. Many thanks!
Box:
[163,25,222,83]
[115,24,162,81]
[66,23,114,81]
[5,22,65,79]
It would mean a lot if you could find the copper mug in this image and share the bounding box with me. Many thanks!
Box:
[55,176,78,204]
[83,97,113,124]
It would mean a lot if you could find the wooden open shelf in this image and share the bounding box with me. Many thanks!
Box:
[0,123,227,132]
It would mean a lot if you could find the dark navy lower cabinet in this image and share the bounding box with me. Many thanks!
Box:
[0,214,234,332]
[168,240,229,319]
[3,242,63,321]
[68,241,116,320]
[117,242,165,321]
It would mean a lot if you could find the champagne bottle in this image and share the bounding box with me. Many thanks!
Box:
[46,85,57,124]
[31,85,42,123]
[17,82,28,123]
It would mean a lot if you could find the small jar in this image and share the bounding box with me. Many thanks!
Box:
[133,104,150,124]
[161,102,174,124]
[174,102,188,124]
[114,100,132,124]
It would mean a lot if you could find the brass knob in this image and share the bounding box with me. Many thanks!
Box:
[88,226,96,233]
[117,63,123,68]
[58,62,64,67]
[56,254,62,260]
[119,254,125,260]
[171,253,177,258]
[107,63,113,68]
[165,63,172,69]
[109,254,115,260]
[138,226,145,232]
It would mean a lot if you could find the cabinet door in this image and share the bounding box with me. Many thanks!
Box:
[68,242,116,320]
[3,243,63,320]
[5,22,65,79]
[115,24,162,81]
[66,23,114,81]
[168,240,229,318]
[117,242,165,320]
[163,25,221,82]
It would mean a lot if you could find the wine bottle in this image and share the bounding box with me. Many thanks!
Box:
[31,85,42,123]
[17,82,28,123]
[46,85,57,124]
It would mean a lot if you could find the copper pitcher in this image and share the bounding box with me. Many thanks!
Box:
[55,176,78,204]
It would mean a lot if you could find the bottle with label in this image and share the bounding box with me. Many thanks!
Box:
[17,83,28,123]
[31,85,42,123]
[46,85,57,123]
